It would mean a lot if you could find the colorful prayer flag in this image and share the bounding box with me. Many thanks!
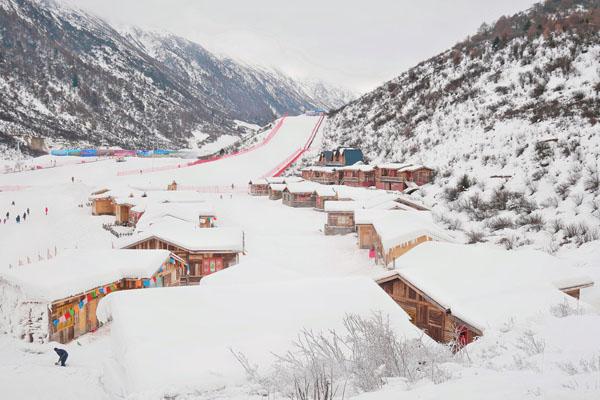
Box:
[99,288,105,295]
[59,315,66,323]
[105,286,111,294]
[69,309,75,317]
[52,319,59,327]
[64,312,70,320]
[79,300,84,309]
[152,276,157,283]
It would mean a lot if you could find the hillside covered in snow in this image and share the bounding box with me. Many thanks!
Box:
[0,0,352,155]
[323,0,600,251]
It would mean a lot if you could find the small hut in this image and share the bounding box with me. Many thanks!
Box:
[372,212,453,266]
[282,182,317,208]
[167,180,178,191]
[120,219,244,285]
[248,179,270,196]
[323,200,358,235]
[0,249,185,344]
[375,242,594,346]
[313,186,337,210]
[268,183,287,200]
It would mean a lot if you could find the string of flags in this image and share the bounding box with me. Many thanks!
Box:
[52,263,180,327]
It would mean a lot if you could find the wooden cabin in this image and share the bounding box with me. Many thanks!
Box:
[323,201,357,235]
[314,186,338,210]
[338,163,375,187]
[167,180,178,191]
[375,242,594,347]
[398,165,434,186]
[375,164,434,191]
[301,166,340,185]
[372,212,453,266]
[121,221,244,285]
[268,183,286,200]
[248,179,270,196]
[282,183,317,208]
[354,210,397,249]
[0,249,185,344]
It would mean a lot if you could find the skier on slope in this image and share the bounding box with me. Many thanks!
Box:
[53,348,68,367]
[26,208,30,215]
[44,207,48,215]
[22,212,27,221]
[16,215,20,223]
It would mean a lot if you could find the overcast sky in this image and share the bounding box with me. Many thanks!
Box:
[61,0,538,93]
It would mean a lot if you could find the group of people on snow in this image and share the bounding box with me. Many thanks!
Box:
[2,201,48,224]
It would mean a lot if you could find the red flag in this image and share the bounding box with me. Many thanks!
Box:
[64,312,70,320]
[87,293,93,302]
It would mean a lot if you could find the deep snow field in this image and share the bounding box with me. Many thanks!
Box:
[0,115,599,399]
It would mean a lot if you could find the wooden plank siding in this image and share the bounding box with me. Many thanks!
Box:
[91,198,115,216]
[378,275,481,346]
[282,192,316,208]
[357,224,378,249]
[48,256,185,344]
[324,211,355,235]
[124,237,240,285]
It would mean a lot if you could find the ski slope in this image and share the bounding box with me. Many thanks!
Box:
[0,115,323,190]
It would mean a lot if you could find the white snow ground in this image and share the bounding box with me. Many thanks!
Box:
[0,114,599,399]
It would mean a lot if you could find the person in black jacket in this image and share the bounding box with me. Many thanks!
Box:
[54,348,68,367]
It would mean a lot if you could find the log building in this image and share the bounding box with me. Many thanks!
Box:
[0,249,185,344]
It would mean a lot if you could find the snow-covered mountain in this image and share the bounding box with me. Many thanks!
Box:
[323,0,600,250]
[0,0,349,154]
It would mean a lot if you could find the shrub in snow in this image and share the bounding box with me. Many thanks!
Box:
[466,230,486,244]
[233,313,451,398]
[563,222,600,246]
[515,329,545,357]
[550,299,583,318]
[584,165,600,193]
[516,213,545,231]
[486,216,515,231]
[547,218,564,234]
[434,213,462,231]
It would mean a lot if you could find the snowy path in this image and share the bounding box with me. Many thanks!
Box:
[0,115,322,189]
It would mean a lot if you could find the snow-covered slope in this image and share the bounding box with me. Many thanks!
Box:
[0,0,348,155]
[323,0,600,251]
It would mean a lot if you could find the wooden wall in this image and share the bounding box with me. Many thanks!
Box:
[282,192,316,208]
[357,224,378,249]
[48,257,185,343]
[92,198,115,216]
[378,276,480,345]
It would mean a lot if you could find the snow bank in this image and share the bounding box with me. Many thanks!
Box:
[97,277,423,397]
[199,257,302,287]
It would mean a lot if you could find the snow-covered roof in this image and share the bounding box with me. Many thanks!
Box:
[377,162,412,170]
[96,277,425,396]
[373,211,453,251]
[268,183,287,191]
[314,186,337,197]
[249,178,268,185]
[282,176,304,184]
[265,177,285,184]
[135,203,215,231]
[324,200,359,212]
[302,166,338,173]
[120,219,243,253]
[398,164,432,172]
[377,242,594,331]
[355,209,405,225]
[0,249,172,302]
[337,162,374,172]
[284,181,319,194]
